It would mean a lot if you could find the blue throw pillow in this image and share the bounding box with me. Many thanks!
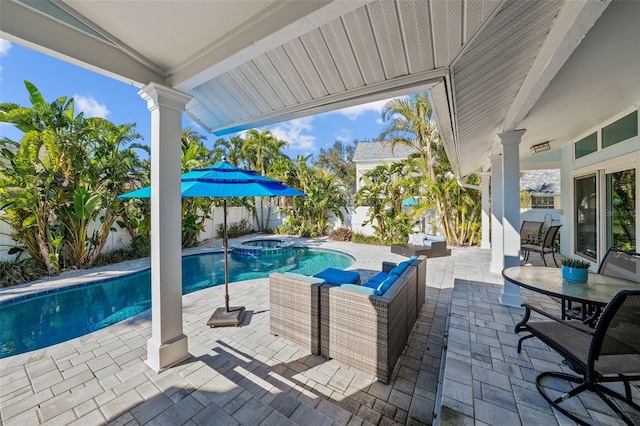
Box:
[374,274,397,296]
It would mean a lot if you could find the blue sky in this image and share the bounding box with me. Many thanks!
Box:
[0,39,392,159]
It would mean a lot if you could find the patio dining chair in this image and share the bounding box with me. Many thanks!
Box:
[521,224,562,266]
[520,221,544,261]
[516,289,640,425]
[566,248,640,324]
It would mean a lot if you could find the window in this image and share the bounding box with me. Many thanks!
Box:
[602,111,638,149]
[574,132,597,159]
[532,196,554,209]
[575,174,598,261]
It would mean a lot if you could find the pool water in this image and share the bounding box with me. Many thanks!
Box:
[0,248,353,358]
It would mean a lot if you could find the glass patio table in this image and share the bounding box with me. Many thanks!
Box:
[502,266,640,319]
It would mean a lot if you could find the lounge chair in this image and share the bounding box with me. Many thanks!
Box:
[391,233,450,258]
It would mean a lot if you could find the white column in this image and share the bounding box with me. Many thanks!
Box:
[480,172,491,249]
[139,83,192,372]
[499,130,526,307]
[489,156,503,273]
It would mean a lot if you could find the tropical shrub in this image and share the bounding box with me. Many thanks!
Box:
[271,156,348,237]
[329,227,352,241]
[350,232,388,245]
[217,219,253,239]
[0,81,148,274]
[355,161,417,243]
[376,92,482,246]
[93,235,151,267]
[0,258,44,287]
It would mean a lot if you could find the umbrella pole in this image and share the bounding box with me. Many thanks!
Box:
[224,199,230,312]
[207,198,245,327]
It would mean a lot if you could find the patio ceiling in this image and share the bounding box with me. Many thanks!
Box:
[1,0,637,177]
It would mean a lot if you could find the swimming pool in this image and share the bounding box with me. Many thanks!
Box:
[0,247,354,358]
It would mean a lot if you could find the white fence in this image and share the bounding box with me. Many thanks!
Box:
[0,205,410,262]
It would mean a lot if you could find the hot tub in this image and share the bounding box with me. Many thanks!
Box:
[231,238,294,256]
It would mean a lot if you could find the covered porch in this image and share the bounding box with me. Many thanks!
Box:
[2,0,637,372]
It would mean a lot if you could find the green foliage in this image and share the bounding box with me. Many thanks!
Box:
[271,156,348,237]
[217,219,253,239]
[370,92,482,246]
[329,227,352,241]
[0,81,148,274]
[350,232,388,246]
[313,141,356,200]
[561,258,591,269]
[179,128,216,248]
[93,235,151,267]
[355,161,417,243]
[0,258,44,287]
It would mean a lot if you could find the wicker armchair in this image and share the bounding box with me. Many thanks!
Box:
[269,273,323,354]
[319,256,426,383]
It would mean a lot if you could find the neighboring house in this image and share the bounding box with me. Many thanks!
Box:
[520,169,562,229]
[520,169,561,209]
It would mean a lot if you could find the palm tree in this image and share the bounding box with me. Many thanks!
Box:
[242,129,288,175]
[242,129,288,230]
[380,92,440,183]
[212,135,244,166]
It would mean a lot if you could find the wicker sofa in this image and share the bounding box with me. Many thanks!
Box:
[320,256,426,384]
[269,272,323,354]
[269,256,426,384]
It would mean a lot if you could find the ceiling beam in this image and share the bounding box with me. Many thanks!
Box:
[204,69,447,136]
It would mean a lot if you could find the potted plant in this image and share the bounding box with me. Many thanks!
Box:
[561,258,591,282]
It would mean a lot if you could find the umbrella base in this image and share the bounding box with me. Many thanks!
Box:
[207,306,246,327]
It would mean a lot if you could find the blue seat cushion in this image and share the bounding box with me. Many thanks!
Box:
[313,268,360,285]
[361,281,378,289]
[367,271,389,284]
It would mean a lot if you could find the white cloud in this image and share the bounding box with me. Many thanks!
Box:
[332,99,389,120]
[74,94,110,118]
[0,39,12,56]
[334,128,352,143]
[269,117,316,151]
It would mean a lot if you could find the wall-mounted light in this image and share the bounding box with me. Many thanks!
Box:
[530,141,550,155]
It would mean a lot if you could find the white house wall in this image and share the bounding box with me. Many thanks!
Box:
[559,107,640,262]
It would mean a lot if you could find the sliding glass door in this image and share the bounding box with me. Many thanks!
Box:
[606,168,636,251]
[575,174,598,261]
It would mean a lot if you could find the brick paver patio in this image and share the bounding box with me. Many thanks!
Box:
[1,238,638,425]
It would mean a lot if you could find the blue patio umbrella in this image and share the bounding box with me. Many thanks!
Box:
[402,197,420,207]
[119,159,306,326]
